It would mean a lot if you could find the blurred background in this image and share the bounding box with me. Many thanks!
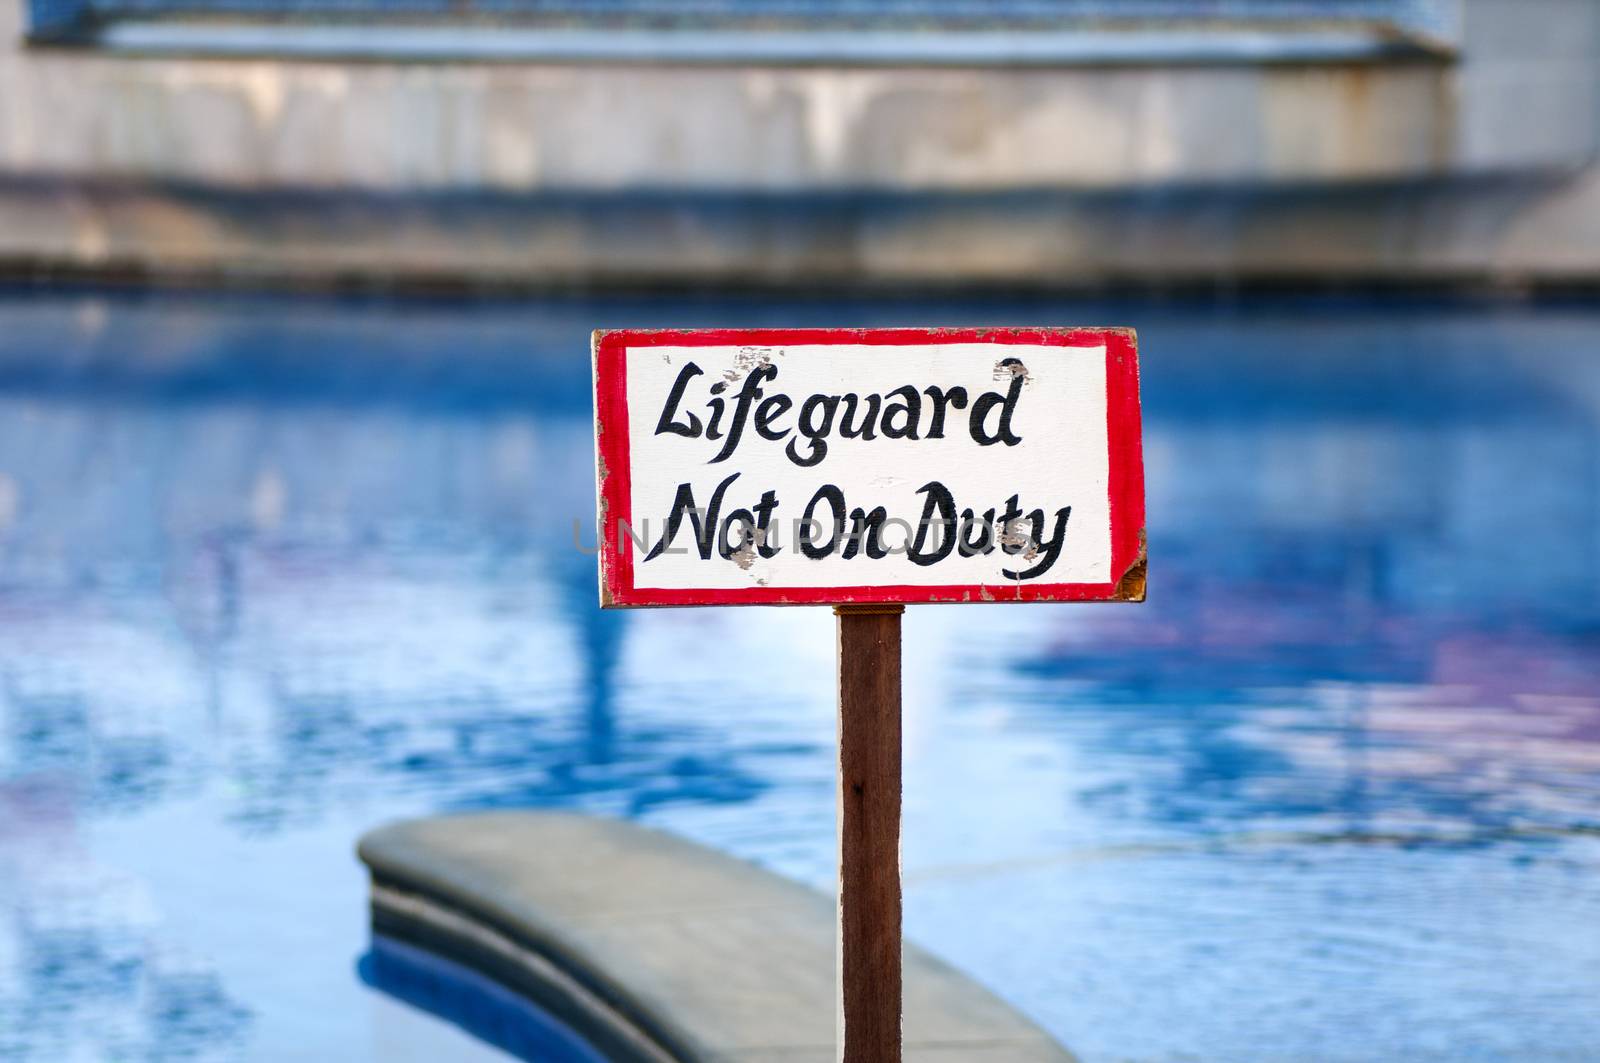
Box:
[1,2,1599,1062]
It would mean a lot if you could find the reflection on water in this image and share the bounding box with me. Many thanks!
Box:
[0,291,1596,1062]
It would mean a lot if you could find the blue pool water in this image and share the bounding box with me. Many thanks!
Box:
[0,289,1596,1062]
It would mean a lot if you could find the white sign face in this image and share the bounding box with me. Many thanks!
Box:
[594,328,1144,607]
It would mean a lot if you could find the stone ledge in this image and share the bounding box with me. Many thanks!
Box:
[5,173,1600,291]
[357,811,1076,1062]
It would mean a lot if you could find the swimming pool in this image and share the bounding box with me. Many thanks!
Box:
[0,289,1596,1062]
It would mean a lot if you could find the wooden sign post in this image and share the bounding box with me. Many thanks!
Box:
[835,601,904,1061]
[594,328,1145,1062]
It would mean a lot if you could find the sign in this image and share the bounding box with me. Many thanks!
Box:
[593,327,1145,607]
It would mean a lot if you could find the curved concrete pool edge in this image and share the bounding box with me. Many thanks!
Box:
[357,812,1077,1063]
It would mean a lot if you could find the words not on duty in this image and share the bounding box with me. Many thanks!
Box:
[615,339,1119,590]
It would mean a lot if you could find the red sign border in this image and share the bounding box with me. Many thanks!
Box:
[594,327,1145,607]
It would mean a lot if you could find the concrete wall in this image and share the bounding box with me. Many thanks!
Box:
[1,0,1598,286]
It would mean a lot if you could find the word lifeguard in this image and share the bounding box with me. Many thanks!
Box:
[654,360,1027,468]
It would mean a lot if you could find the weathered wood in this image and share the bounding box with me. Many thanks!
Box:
[835,603,905,1063]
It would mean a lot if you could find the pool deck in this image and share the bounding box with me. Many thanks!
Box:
[358,812,1076,1062]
